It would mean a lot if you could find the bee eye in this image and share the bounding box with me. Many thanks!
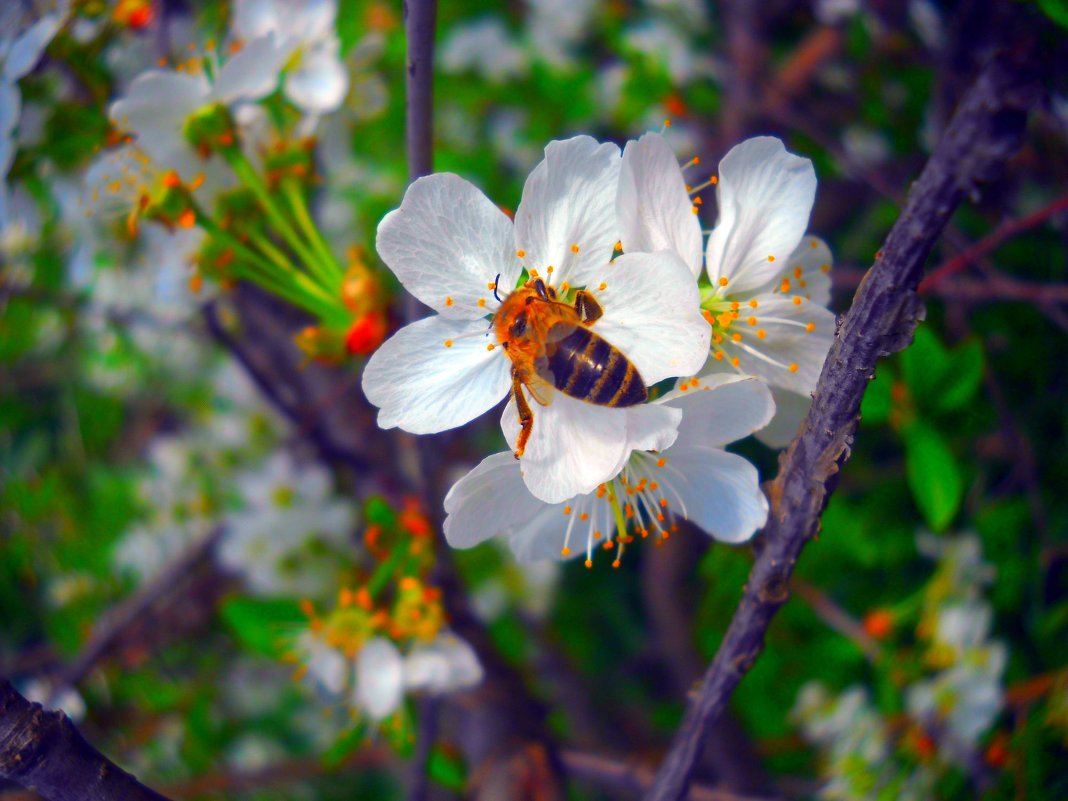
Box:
[510,312,528,337]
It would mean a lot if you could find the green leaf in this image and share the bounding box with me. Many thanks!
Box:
[901,326,949,403]
[429,748,467,791]
[1038,0,1068,28]
[904,422,964,531]
[932,339,984,412]
[219,596,305,657]
[860,365,894,425]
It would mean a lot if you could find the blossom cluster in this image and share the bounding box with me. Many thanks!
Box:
[365,131,835,564]
[793,534,1010,796]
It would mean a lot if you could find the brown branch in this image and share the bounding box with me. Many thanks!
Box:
[404,0,436,184]
[641,44,1042,801]
[0,682,170,801]
[559,749,774,801]
[46,527,224,708]
[790,577,881,662]
[919,193,1068,294]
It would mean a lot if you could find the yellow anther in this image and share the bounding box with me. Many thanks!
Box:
[598,282,607,291]
[444,339,453,347]
[793,296,803,306]
[767,255,776,262]
[516,249,526,258]
[781,278,792,292]
[561,547,571,556]
[477,298,487,307]
[748,299,759,308]
[560,282,570,293]
[691,206,699,214]
[794,266,803,279]
[757,329,767,339]
[579,512,589,521]
[585,559,593,568]
[746,316,757,326]
[730,357,741,367]
[614,240,623,251]
[820,263,831,273]
[712,332,723,344]
[563,506,572,515]
[789,362,799,373]
[805,322,816,333]
[718,276,729,287]
[714,351,725,360]
[656,457,666,468]
[710,175,718,185]
[445,296,454,306]
[570,243,580,253]
[731,333,743,342]
[659,498,668,508]
[486,343,495,351]
[730,301,741,311]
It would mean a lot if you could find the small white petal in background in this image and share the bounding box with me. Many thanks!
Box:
[354,637,405,721]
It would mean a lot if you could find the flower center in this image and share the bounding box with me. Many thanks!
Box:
[557,452,682,568]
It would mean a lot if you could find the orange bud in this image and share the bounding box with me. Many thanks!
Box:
[345,311,388,356]
[862,609,894,640]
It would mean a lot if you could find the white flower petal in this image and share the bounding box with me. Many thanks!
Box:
[354,637,405,720]
[660,445,768,543]
[514,135,621,288]
[591,250,710,384]
[4,14,63,82]
[624,401,681,453]
[443,451,549,549]
[214,35,287,102]
[231,0,282,41]
[778,235,833,308]
[714,294,835,395]
[502,393,628,504]
[755,385,811,448]
[284,46,348,113]
[662,375,775,447]
[376,173,520,318]
[618,132,703,277]
[405,633,482,693]
[362,315,510,434]
[507,502,579,563]
[706,137,816,295]
[109,72,207,165]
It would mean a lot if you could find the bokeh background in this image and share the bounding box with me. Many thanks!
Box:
[1,0,1067,799]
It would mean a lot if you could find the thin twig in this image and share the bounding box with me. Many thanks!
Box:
[46,527,224,707]
[790,577,882,662]
[404,0,436,185]
[642,45,1041,801]
[560,749,774,801]
[0,682,171,801]
[919,193,1068,294]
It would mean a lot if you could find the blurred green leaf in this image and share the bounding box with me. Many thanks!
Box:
[429,748,467,791]
[220,596,305,657]
[1038,0,1068,28]
[904,422,963,531]
[860,366,894,425]
[901,326,949,403]
[931,340,984,412]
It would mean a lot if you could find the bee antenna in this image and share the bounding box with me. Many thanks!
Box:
[492,273,502,302]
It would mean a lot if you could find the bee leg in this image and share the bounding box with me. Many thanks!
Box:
[512,371,535,459]
[574,290,603,325]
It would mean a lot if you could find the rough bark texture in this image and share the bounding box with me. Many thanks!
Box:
[642,45,1042,801]
[0,682,171,801]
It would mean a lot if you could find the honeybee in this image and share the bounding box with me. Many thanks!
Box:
[492,276,647,459]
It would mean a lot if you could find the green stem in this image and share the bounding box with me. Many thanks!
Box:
[365,546,411,601]
[221,148,336,291]
[193,208,338,319]
[282,179,345,280]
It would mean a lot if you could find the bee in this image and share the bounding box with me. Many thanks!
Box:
[492,275,647,459]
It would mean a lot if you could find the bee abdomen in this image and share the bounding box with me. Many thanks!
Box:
[548,327,647,407]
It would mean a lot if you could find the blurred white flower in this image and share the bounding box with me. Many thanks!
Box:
[219,452,355,598]
[353,636,405,720]
[440,18,528,84]
[525,0,595,69]
[22,678,87,723]
[404,632,483,694]
[295,630,349,698]
[231,0,348,115]
[623,20,713,84]
[109,36,286,177]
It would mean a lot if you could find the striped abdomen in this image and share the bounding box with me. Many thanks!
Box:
[543,325,646,407]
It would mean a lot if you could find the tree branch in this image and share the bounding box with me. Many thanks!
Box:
[641,44,1042,801]
[404,0,436,184]
[0,682,171,801]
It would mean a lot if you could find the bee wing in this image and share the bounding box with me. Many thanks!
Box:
[527,361,557,407]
